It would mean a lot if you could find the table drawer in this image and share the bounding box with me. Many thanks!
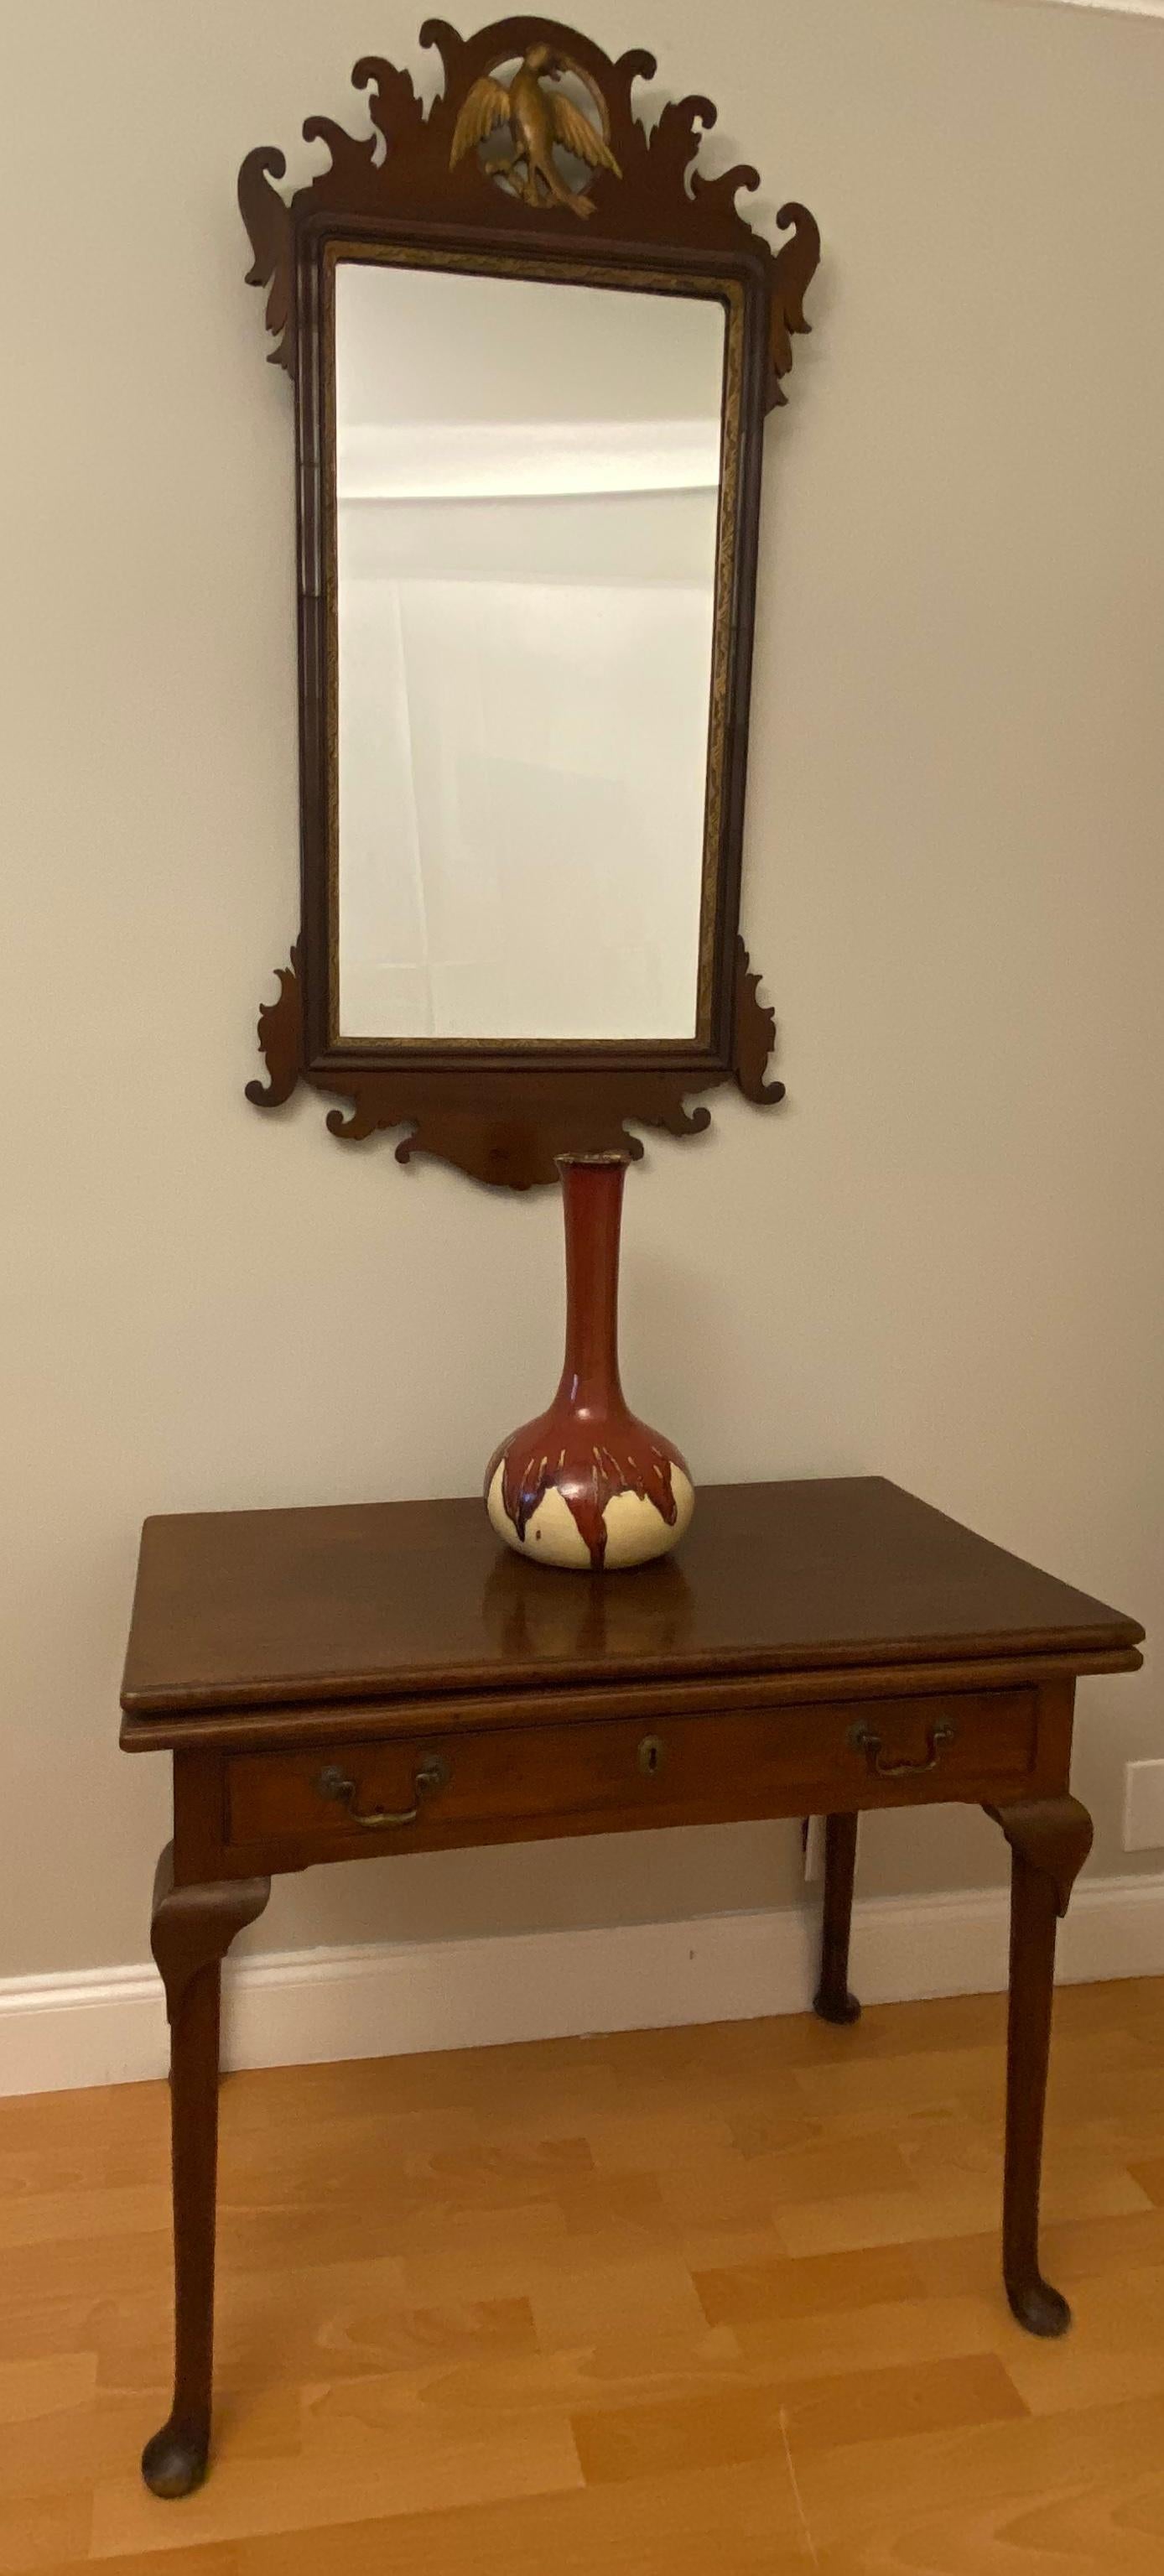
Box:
[224,1687,1038,1853]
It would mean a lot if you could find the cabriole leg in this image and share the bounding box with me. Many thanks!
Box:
[141,1845,269,2498]
[986,1795,1093,2337]
[813,1812,861,2025]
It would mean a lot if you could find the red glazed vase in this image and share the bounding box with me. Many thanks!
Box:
[485,1152,694,1572]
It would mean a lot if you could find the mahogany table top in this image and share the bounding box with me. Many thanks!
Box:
[120,1476,1142,1730]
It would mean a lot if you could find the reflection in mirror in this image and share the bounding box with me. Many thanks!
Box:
[334,261,725,1043]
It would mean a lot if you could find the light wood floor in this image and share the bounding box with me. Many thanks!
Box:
[4,1980,1164,2573]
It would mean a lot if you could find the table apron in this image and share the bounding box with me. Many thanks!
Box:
[171,1678,1074,1884]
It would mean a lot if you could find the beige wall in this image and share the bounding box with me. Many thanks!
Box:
[2,0,1161,1981]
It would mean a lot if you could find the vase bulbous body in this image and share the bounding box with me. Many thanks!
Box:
[485,1153,694,1574]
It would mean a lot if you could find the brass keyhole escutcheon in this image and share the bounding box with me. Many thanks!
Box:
[638,1735,665,1778]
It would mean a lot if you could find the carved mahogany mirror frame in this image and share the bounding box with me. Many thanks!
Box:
[240,15,819,1189]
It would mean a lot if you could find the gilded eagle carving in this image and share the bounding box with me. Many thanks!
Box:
[449,43,621,217]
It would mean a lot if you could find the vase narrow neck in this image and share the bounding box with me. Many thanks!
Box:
[557,1158,626,1411]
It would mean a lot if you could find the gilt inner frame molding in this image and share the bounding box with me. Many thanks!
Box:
[240,14,821,1189]
[320,238,749,1059]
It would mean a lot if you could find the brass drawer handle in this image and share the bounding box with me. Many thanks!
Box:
[316,1755,449,1829]
[847,1720,957,1779]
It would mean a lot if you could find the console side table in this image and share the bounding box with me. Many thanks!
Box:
[120,1475,1143,2497]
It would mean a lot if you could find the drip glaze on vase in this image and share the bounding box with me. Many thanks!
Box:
[486,1153,694,1572]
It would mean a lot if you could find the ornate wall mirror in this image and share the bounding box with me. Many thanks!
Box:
[241,17,818,1187]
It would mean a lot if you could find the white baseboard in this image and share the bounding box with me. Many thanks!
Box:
[3,1868,1163,2100]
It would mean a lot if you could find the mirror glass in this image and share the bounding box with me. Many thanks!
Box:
[334,260,725,1043]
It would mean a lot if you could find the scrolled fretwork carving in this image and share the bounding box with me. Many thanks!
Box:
[733,939,784,1106]
[247,938,781,1190]
[244,945,304,1110]
[238,17,818,409]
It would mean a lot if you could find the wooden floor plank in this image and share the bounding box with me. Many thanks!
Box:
[2,1980,1164,2571]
